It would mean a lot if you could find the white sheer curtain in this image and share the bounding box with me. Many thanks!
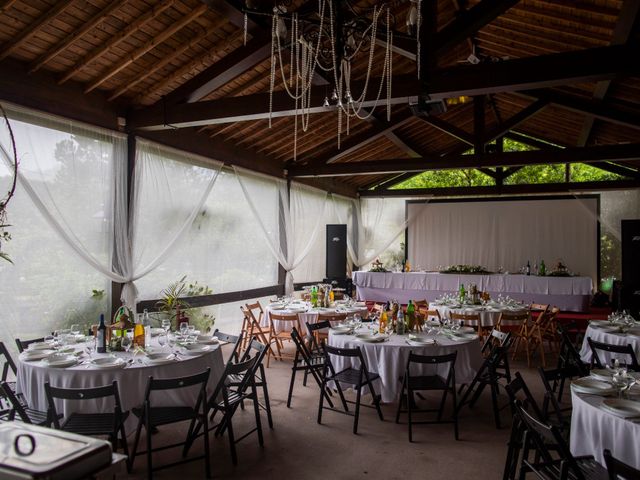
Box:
[127,139,222,303]
[333,196,428,269]
[234,168,328,293]
[0,106,222,310]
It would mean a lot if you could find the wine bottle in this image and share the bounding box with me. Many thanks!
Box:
[97,314,107,353]
[526,261,531,276]
[397,310,405,335]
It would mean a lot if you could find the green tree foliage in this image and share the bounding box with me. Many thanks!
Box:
[391,137,623,189]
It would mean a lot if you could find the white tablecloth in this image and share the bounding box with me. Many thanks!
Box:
[17,340,225,433]
[579,325,640,365]
[432,304,529,328]
[570,389,640,469]
[352,272,592,311]
[263,305,369,335]
[328,330,483,403]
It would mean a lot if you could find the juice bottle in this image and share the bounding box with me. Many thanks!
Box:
[134,315,145,348]
[379,311,387,334]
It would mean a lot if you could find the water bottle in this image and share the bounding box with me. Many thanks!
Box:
[142,309,151,348]
[397,310,405,335]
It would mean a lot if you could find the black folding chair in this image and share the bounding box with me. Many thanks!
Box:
[457,336,514,429]
[0,381,50,425]
[395,351,458,442]
[0,342,18,416]
[481,329,513,383]
[587,337,640,371]
[212,329,244,364]
[288,327,334,409]
[603,449,640,480]
[233,337,273,429]
[555,323,589,402]
[318,344,384,434]
[515,401,607,479]
[45,381,129,463]
[15,337,45,353]
[538,366,580,430]
[197,355,264,465]
[129,369,211,479]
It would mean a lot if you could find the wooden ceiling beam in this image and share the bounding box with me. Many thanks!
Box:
[84,4,209,94]
[522,89,640,131]
[416,116,474,145]
[288,143,640,177]
[57,0,176,85]
[0,0,76,61]
[482,99,548,143]
[576,0,640,147]
[131,42,639,130]
[358,180,640,197]
[0,0,20,14]
[29,0,129,74]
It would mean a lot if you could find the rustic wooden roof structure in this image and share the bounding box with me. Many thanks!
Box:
[0,0,639,198]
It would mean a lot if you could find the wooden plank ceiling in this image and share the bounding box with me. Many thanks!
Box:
[0,0,639,197]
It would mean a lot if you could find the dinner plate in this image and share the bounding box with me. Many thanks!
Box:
[330,325,353,335]
[27,342,53,351]
[182,344,212,356]
[150,328,165,337]
[196,335,219,345]
[42,354,78,368]
[355,333,386,343]
[456,326,476,334]
[20,349,56,361]
[353,302,366,307]
[590,324,621,333]
[590,369,640,382]
[571,377,616,395]
[89,357,127,369]
[450,333,478,342]
[589,320,610,327]
[287,307,307,313]
[600,398,640,418]
[144,353,176,365]
[407,334,436,345]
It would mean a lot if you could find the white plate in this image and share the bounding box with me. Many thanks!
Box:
[450,333,479,342]
[90,357,126,369]
[591,369,640,382]
[27,342,53,351]
[571,377,616,395]
[330,326,353,335]
[144,353,176,365]
[601,398,640,418]
[353,302,366,307]
[407,334,436,345]
[589,320,610,327]
[181,344,212,356]
[287,307,307,313]
[150,328,165,337]
[20,349,56,361]
[42,354,77,368]
[355,333,386,343]
[457,326,476,334]
[196,335,219,345]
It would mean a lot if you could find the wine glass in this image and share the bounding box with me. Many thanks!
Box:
[84,336,96,358]
[44,334,55,344]
[157,333,167,350]
[179,321,188,337]
[121,334,132,353]
[70,324,81,336]
[162,318,171,334]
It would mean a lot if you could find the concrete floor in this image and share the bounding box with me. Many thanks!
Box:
[124,343,554,479]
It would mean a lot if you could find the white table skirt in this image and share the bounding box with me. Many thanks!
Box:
[328,331,483,403]
[352,272,592,312]
[570,389,640,469]
[579,325,640,365]
[432,305,528,328]
[263,306,369,335]
[17,342,225,433]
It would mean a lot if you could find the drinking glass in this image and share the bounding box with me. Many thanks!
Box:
[44,334,55,344]
[168,333,177,352]
[121,334,132,353]
[157,333,167,350]
[179,321,188,337]
[162,318,171,333]
[70,324,81,336]
[84,337,96,358]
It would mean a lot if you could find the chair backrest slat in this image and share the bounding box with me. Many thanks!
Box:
[15,337,45,353]
[0,342,17,381]
[587,338,640,370]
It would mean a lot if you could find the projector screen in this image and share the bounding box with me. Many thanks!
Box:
[407,196,598,282]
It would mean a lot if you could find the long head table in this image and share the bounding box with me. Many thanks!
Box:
[353,271,593,312]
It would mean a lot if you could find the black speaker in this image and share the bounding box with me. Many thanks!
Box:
[326,224,347,280]
[621,219,640,316]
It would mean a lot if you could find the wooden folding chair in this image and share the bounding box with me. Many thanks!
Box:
[314,312,347,344]
[528,307,560,368]
[450,311,483,339]
[266,312,302,367]
[241,303,272,354]
[511,306,548,367]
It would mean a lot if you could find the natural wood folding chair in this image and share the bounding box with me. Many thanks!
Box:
[511,307,544,368]
[266,312,302,367]
[527,307,560,368]
[314,312,347,344]
[450,311,483,339]
[241,303,273,357]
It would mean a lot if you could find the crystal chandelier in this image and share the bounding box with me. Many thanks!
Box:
[243,0,422,161]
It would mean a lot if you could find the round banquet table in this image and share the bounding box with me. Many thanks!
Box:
[328,330,483,403]
[431,303,529,328]
[263,303,369,335]
[16,338,225,433]
[579,323,640,365]
[570,389,640,469]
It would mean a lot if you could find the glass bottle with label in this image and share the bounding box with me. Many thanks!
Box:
[97,314,107,353]
[142,309,151,348]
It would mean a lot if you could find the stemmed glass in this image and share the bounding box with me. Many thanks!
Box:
[157,333,168,350]
[121,333,132,353]
[179,321,189,338]
[162,318,171,334]
[70,324,81,336]
[84,336,96,358]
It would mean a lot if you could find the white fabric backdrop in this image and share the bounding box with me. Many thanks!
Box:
[407,198,598,282]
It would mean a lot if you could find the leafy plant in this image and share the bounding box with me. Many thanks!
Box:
[155,276,215,333]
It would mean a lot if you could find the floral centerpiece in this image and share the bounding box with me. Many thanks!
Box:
[548,260,573,277]
[439,264,491,274]
[369,258,388,273]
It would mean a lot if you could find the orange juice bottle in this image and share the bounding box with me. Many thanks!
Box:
[379,311,387,333]
[134,317,145,348]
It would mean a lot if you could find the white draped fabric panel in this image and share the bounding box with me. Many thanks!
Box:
[407,198,598,283]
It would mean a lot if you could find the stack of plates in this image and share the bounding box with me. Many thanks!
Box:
[571,377,616,395]
[355,333,386,343]
[182,344,212,356]
[41,354,77,368]
[20,349,56,361]
[600,398,640,418]
[89,357,126,369]
[407,334,436,346]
